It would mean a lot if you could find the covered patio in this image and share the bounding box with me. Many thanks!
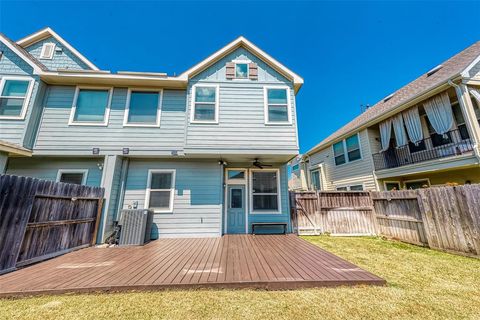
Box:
[0,235,384,297]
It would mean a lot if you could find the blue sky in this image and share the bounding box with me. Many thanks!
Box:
[1,1,479,153]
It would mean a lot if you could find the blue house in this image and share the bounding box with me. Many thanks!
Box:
[0,28,303,240]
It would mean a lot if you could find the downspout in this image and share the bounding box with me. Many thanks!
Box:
[448,80,480,161]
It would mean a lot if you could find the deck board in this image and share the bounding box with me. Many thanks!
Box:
[0,235,385,297]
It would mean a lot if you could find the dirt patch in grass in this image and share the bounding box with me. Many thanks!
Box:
[0,236,478,320]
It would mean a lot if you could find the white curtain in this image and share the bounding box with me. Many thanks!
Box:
[379,118,392,151]
[392,113,408,147]
[402,106,423,144]
[423,92,454,136]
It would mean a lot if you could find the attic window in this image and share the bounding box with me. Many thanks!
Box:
[426,65,443,77]
[383,93,394,103]
[40,43,55,59]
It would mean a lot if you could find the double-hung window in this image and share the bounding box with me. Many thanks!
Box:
[251,170,281,213]
[124,89,162,126]
[264,87,291,124]
[333,133,361,165]
[146,170,176,213]
[69,87,112,125]
[0,77,33,119]
[191,85,218,123]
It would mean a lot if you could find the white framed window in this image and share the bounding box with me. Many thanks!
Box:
[124,88,162,127]
[336,184,364,191]
[235,63,249,79]
[190,84,219,123]
[69,87,112,126]
[0,77,34,119]
[310,169,322,190]
[56,169,88,185]
[40,43,56,59]
[404,179,430,190]
[384,181,401,191]
[264,86,292,124]
[250,169,281,214]
[291,164,300,172]
[145,169,176,213]
[332,133,362,166]
[226,169,246,184]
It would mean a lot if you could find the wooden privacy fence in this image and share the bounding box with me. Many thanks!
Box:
[290,184,480,257]
[0,175,104,274]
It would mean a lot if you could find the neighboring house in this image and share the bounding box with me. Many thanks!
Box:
[0,28,303,240]
[294,41,480,191]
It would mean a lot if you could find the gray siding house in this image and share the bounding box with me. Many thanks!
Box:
[0,28,303,240]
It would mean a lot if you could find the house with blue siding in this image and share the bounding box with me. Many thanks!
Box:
[0,27,303,240]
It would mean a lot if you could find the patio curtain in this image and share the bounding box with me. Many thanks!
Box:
[402,106,423,144]
[392,113,408,147]
[423,92,454,137]
[379,118,392,151]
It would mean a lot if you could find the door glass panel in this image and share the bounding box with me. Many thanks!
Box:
[228,170,245,180]
[230,188,243,208]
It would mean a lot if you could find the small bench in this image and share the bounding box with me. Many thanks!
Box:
[251,222,288,235]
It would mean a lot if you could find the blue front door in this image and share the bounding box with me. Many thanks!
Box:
[227,185,246,234]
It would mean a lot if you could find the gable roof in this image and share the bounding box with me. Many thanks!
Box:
[0,33,47,74]
[306,40,480,155]
[178,36,304,92]
[17,27,99,70]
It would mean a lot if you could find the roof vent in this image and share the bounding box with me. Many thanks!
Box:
[40,43,55,59]
[383,93,394,103]
[426,64,443,77]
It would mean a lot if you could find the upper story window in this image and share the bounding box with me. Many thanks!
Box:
[235,63,248,78]
[69,87,112,126]
[40,43,55,59]
[264,86,291,124]
[333,133,361,166]
[146,169,176,213]
[191,85,219,123]
[0,77,33,119]
[124,89,162,127]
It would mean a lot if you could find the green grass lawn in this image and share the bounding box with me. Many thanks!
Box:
[1,236,479,320]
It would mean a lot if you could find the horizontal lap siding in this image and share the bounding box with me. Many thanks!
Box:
[123,160,222,238]
[24,36,91,70]
[5,157,103,186]
[186,48,298,153]
[0,43,39,146]
[310,130,377,191]
[35,87,186,152]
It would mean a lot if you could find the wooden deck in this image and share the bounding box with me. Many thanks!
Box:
[0,235,385,297]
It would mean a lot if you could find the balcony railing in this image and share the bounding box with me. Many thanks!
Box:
[372,129,474,171]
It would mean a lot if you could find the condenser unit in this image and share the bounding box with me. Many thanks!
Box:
[118,209,154,246]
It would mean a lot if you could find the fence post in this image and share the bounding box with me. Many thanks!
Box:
[92,195,105,245]
[416,188,438,249]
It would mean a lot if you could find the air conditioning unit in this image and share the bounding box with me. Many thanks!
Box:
[118,209,154,246]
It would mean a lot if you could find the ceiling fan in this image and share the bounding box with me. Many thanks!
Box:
[252,159,273,169]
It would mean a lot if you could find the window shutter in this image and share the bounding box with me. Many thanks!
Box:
[249,63,258,80]
[226,62,235,79]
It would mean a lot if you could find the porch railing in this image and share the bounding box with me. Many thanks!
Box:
[372,129,474,171]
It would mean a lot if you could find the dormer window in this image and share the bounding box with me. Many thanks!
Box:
[235,63,249,78]
[40,43,56,59]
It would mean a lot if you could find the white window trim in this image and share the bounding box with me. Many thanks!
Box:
[40,42,56,60]
[68,86,113,126]
[332,133,363,166]
[383,180,401,191]
[226,168,247,184]
[404,178,431,190]
[335,183,365,191]
[123,88,163,127]
[249,168,282,214]
[56,169,88,185]
[232,59,251,80]
[190,84,219,124]
[0,76,35,120]
[263,85,292,125]
[310,168,322,191]
[145,169,176,214]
